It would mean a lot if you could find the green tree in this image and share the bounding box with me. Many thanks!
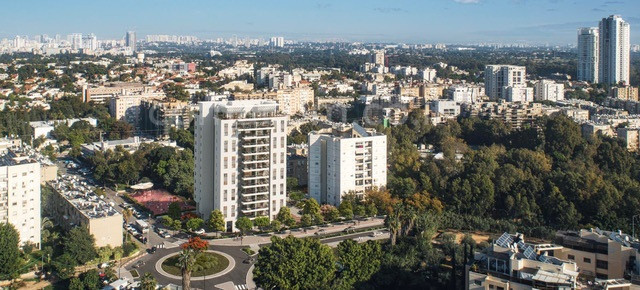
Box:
[276,207,296,227]
[339,201,354,219]
[254,236,336,289]
[302,199,321,216]
[236,217,253,236]
[81,269,100,290]
[300,214,312,227]
[168,202,182,220]
[326,208,341,222]
[64,227,97,265]
[270,220,282,232]
[178,249,197,290]
[53,253,77,280]
[140,272,158,290]
[68,277,84,290]
[186,218,204,231]
[0,223,21,280]
[253,217,270,231]
[335,240,383,288]
[208,210,226,232]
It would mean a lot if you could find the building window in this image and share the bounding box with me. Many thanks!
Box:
[273,153,277,164]
[281,120,285,132]
[568,255,575,260]
[231,141,236,152]
[273,137,277,149]
[223,190,228,202]
[280,168,284,179]
[281,137,285,148]
[273,185,276,195]
[224,157,228,169]
[224,141,229,153]
[231,156,236,168]
[223,173,228,185]
[223,206,228,218]
[224,123,229,136]
[583,257,591,264]
[231,189,236,200]
[232,173,236,184]
[596,260,608,270]
[273,169,276,180]
[231,205,235,217]
[281,152,285,164]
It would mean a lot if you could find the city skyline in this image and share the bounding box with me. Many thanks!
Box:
[2,0,639,44]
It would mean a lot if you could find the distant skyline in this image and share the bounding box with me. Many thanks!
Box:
[2,0,639,44]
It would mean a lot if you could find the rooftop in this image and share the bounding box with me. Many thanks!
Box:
[49,174,120,220]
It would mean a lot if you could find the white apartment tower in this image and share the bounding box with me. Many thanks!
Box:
[534,80,565,102]
[599,15,630,85]
[0,149,41,247]
[195,100,287,231]
[577,27,599,83]
[308,123,387,206]
[484,65,528,101]
[371,50,385,66]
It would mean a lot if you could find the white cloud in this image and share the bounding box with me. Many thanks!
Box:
[454,0,480,3]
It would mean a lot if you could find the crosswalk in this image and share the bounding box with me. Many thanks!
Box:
[234,284,248,290]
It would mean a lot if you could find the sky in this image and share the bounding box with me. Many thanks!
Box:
[1,0,638,45]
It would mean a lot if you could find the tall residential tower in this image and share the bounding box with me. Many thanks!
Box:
[599,15,630,85]
[577,27,599,83]
[194,100,287,231]
[126,31,137,52]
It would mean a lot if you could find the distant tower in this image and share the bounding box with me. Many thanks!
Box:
[577,27,599,83]
[370,49,385,66]
[126,31,137,52]
[599,15,630,85]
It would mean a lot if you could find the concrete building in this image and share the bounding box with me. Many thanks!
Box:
[49,175,123,248]
[484,65,527,100]
[534,80,565,102]
[194,100,287,231]
[308,123,387,206]
[430,100,461,117]
[462,101,543,129]
[232,87,314,116]
[370,49,385,66]
[269,37,284,48]
[81,137,178,156]
[109,93,163,127]
[0,148,41,247]
[599,15,630,85]
[578,27,600,83]
[468,232,578,290]
[617,127,640,152]
[82,82,152,103]
[140,99,192,138]
[555,228,640,281]
[505,86,534,103]
[418,68,437,82]
[448,84,484,103]
[126,31,136,52]
[30,118,98,139]
[611,86,639,101]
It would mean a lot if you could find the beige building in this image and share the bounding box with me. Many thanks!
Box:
[420,84,446,101]
[612,86,639,101]
[232,87,314,115]
[461,101,543,129]
[618,127,640,151]
[49,175,123,248]
[109,93,163,126]
[554,229,640,281]
[221,80,254,92]
[82,82,154,103]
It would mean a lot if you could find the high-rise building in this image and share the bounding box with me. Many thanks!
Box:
[0,148,41,247]
[370,49,385,66]
[577,27,599,83]
[83,33,98,51]
[126,31,136,52]
[194,100,288,231]
[70,33,83,50]
[599,15,630,85]
[484,65,527,100]
[308,123,387,206]
[534,80,565,102]
[269,37,284,48]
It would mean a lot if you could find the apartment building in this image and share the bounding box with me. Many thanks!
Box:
[611,86,639,101]
[0,148,41,247]
[82,82,153,103]
[448,84,484,103]
[109,93,163,127]
[484,65,527,101]
[308,123,387,206]
[618,127,640,152]
[468,232,578,290]
[599,15,630,85]
[534,80,565,102]
[140,99,192,137]
[554,229,640,281]
[49,175,123,248]
[461,101,543,129]
[578,27,600,83]
[232,87,315,115]
[194,100,287,231]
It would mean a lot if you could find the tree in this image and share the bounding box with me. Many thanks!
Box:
[253,216,270,231]
[208,210,226,232]
[81,269,100,290]
[68,277,84,290]
[168,202,182,220]
[178,249,197,290]
[276,207,296,227]
[326,207,341,222]
[302,199,321,216]
[270,220,282,232]
[64,227,97,265]
[354,204,366,218]
[141,272,158,290]
[53,253,76,280]
[300,214,312,227]
[236,217,253,236]
[254,236,336,289]
[335,240,383,288]
[122,208,133,223]
[0,223,21,280]
[339,201,354,219]
[186,218,204,231]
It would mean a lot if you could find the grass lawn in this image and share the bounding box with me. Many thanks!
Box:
[161,252,229,277]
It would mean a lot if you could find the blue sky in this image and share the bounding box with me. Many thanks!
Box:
[1,0,638,44]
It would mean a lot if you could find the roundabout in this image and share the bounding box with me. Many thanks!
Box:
[155,250,236,280]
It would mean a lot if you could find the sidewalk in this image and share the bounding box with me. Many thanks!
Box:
[209,217,385,247]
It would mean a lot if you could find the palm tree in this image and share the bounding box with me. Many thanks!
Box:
[41,217,54,243]
[178,249,197,290]
[140,272,157,290]
[122,208,133,223]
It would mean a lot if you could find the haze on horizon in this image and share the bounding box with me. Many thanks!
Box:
[2,0,639,44]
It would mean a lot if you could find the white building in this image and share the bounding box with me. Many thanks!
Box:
[269,37,284,48]
[0,148,41,247]
[577,27,599,83]
[370,49,385,66]
[430,100,461,116]
[419,68,437,82]
[505,86,534,103]
[308,123,387,206]
[447,84,484,103]
[599,15,630,85]
[194,100,287,231]
[534,80,565,102]
[484,65,527,100]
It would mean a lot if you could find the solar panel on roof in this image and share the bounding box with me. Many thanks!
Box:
[495,232,513,248]
[539,255,549,263]
[517,240,526,250]
[523,246,536,260]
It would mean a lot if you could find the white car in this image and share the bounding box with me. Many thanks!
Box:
[370,231,383,237]
[194,228,205,235]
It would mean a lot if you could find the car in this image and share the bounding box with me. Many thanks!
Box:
[370,231,383,237]
[194,228,205,235]
[314,229,326,235]
[148,246,157,254]
[343,226,356,233]
[132,261,145,268]
[161,232,171,238]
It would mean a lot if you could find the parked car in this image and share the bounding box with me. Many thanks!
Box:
[161,231,171,239]
[194,228,205,235]
[370,231,383,237]
[343,226,356,233]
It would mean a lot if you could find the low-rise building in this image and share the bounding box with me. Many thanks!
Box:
[535,80,565,101]
[30,118,98,139]
[461,101,543,129]
[49,175,123,248]
[82,82,153,103]
[611,86,639,101]
[109,93,163,127]
[618,127,640,151]
[81,136,178,156]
